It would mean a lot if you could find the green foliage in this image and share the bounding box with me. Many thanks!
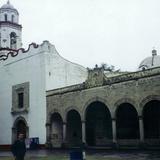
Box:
[87,63,120,72]
[101,63,115,71]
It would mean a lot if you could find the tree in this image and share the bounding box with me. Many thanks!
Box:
[100,63,120,72]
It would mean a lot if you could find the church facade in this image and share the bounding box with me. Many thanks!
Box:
[0,1,87,148]
[0,1,160,149]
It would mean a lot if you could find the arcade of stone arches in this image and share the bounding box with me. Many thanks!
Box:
[47,98,160,148]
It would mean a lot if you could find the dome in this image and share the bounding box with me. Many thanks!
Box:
[138,49,160,70]
[0,1,18,13]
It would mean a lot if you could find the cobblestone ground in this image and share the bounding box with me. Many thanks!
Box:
[87,150,160,160]
[0,150,160,160]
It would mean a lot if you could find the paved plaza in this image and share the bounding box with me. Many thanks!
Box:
[0,149,160,160]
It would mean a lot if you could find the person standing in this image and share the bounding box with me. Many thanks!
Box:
[11,133,26,160]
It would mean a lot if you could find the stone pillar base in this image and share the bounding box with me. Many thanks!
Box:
[139,141,146,149]
[80,142,87,150]
[112,142,119,149]
[61,142,67,149]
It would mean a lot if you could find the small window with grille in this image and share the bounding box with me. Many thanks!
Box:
[18,92,24,109]
[12,82,29,114]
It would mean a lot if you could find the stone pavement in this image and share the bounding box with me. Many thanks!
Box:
[0,149,160,160]
[87,150,160,160]
[0,149,52,157]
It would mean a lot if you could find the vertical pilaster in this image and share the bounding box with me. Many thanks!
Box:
[139,116,144,142]
[82,121,86,144]
[112,118,117,143]
[63,122,67,143]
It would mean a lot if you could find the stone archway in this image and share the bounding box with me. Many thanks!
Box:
[50,112,63,148]
[143,100,160,139]
[12,117,29,142]
[85,101,112,146]
[116,103,139,139]
[66,110,82,147]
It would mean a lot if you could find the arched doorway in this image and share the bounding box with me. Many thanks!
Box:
[116,103,139,139]
[17,120,27,138]
[85,101,112,146]
[66,110,82,147]
[12,117,28,142]
[143,100,160,139]
[50,113,63,147]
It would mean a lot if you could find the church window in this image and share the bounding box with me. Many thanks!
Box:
[10,32,17,49]
[18,92,24,108]
[12,82,29,114]
[12,15,15,22]
[4,14,7,21]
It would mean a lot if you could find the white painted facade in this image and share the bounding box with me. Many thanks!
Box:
[44,41,87,90]
[0,1,87,146]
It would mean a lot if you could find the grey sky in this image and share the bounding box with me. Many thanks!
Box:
[1,0,160,71]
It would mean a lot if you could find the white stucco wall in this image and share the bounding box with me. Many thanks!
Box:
[0,44,46,144]
[43,41,88,90]
[0,0,88,147]
[0,41,88,145]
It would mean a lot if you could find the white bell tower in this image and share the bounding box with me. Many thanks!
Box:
[0,0,22,50]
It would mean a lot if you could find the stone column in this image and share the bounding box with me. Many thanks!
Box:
[63,122,67,143]
[112,118,117,143]
[139,116,144,142]
[82,121,86,144]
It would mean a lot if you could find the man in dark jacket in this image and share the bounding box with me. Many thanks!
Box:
[11,133,26,160]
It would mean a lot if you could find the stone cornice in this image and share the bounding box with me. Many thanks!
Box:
[0,8,19,15]
[105,67,160,85]
[47,83,84,97]
[0,21,22,29]
[11,109,29,115]
[46,67,160,97]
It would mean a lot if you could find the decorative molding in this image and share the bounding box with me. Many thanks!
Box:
[11,109,29,115]
[0,21,22,29]
[140,95,160,108]
[85,67,105,88]
[64,106,82,122]
[105,67,160,85]
[0,43,39,61]
[13,116,28,128]
[48,109,63,123]
[47,67,160,97]
[0,7,19,15]
[12,82,29,115]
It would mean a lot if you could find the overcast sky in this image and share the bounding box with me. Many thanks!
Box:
[1,0,160,71]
